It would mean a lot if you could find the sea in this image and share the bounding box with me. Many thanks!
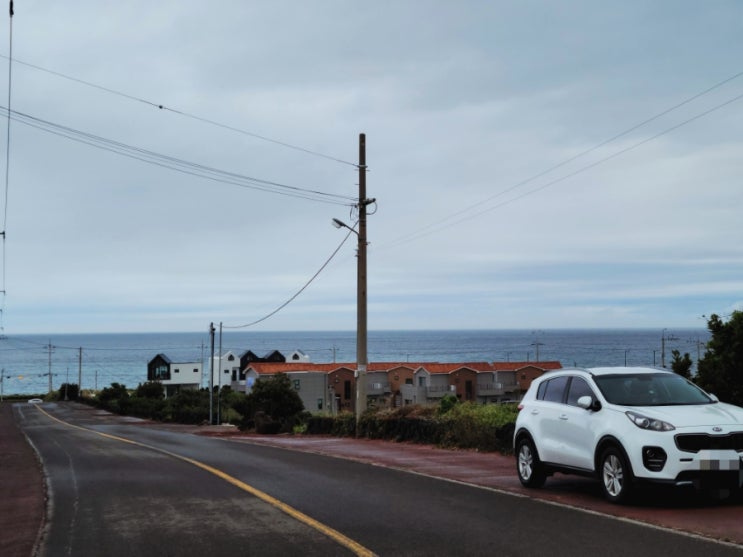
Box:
[0,329,710,397]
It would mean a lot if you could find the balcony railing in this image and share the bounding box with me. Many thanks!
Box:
[477,382,518,395]
[425,385,454,398]
[367,382,391,395]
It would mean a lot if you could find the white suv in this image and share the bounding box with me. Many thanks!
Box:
[514,366,743,503]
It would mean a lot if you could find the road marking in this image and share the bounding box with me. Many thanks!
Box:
[34,406,376,557]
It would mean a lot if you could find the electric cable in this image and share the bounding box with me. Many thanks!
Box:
[384,81,743,249]
[0,1,13,332]
[0,106,357,206]
[224,224,357,329]
[0,54,357,168]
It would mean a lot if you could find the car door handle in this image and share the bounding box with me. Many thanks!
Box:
[530,409,539,415]
[559,414,568,420]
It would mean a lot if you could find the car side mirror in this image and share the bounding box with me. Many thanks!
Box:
[709,393,719,402]
[577,395,601,412]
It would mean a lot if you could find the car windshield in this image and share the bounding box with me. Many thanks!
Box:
[593,373,714,406]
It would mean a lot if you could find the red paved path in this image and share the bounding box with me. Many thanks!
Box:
[0,403,45,557]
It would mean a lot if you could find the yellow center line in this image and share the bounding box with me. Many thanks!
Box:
[35,405,376,557]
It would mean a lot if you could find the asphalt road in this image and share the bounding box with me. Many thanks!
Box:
[16,403,743,557]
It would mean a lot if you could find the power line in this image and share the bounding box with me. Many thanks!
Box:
[223,224,357,329]
[0,2,13,332]
[0,54,357,168]
[0,106,357,206]
[384,72,743,249]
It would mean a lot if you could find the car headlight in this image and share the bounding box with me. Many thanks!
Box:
[625,411,675,431]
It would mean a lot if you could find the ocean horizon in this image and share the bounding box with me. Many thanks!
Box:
[0,328,710,396]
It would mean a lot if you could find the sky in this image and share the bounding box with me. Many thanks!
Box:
[0,1,741,334]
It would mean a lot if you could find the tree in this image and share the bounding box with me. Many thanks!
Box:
[695,311,743,405]
[97,382,130,413]
[238,373,305,432]
[57,383,79,401]
[135,381,164,399]
[670,349,692,379]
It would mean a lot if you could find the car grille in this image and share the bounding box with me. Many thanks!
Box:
[675,432,743,453]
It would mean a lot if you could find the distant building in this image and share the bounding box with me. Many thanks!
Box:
[209,351,241,390]
[288,349,310,362]
[498,361,562,393]
[238,360,562,414]
[146,354,203,398]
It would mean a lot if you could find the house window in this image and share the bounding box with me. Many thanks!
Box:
[344,380,351,400]
[174,368,180,373]
[418,377,425,386]
[317,398,323,410]
[228,355,235,361]
[193,368,198,373]
[152,364,169,381]
[293,380,301,391]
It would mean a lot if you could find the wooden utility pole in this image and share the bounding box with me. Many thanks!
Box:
[209,323,215,425]
[47,341,53,394]
[331,134,374,427]
[217,321,223,425]
[78,347,82,391]
[356,133,369,423]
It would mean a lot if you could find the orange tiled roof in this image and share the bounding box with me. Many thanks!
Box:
[248,362,355,375]
[491,361,562,371]
[417,362,495,374]
[246,360,561,375]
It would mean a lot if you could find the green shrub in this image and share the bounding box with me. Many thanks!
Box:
[304,402,518,453]
[236,373,305,432]
[97,383,129,413]
[135,381,164,399]
[127,396,166,420]
[57,383,80,401]
[439,402,519,451]
[166,389,210,424]
[438,393,459,414]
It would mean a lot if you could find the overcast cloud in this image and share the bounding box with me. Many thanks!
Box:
[1,1,741,334]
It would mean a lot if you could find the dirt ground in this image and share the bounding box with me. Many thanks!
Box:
[0,402,46,557]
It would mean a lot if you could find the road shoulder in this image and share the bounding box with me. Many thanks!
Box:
[0,403,46,557]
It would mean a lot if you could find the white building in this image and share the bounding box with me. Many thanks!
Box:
[147,354,203,398]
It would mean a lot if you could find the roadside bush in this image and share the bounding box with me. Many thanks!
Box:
[305,415,335,434]
[127,396,166,420]
[306,412,357,436]
[360,407,445,444]
[97,382,130,413]
[135,381,164,399]
[438,393,459,414]
[166,389,210,424]
[56,383,80,401]
[438,402,518,451]
[237,373,305,433]
[305,402,519,453]
[219,387,247,425]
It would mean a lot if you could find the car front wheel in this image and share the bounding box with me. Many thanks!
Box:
[516,436,546,488]
[600,446,633,504]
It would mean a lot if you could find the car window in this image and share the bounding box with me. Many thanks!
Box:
[536,381,548,400]
[566,377,594,406]
[540,376,569,403]
[594,373,713,406]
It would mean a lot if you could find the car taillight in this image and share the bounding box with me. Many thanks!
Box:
[517,403,524,411]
